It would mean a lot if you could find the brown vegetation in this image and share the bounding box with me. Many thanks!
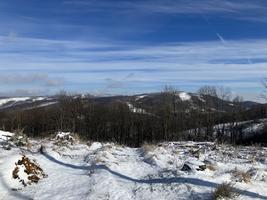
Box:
[231,168,251,183]
[12,155,47,186]
[213,182,238,200]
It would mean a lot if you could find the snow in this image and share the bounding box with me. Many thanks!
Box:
[184,118,267,140]
[0,97,51,108]
[243,123,265,135]
[0,130,14,142]
[126,102,147,114]
[55,131,75,142]
[178,92,191,101]
[55,131,71,139]
[0,131,267,199]
[88,142,102,151]
[32,97,46,102]
[0,97,30,106]
[135,95,147,101]
[32,101,57,108]
[197,95,206,103]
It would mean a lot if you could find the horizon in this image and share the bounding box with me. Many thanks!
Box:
[0,90,265,104]
[0,0,267,102]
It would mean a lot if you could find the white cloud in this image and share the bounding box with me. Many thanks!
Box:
[63,0,267,22]
[0,89,50,97]
[216,33,227,45]
[1,34,267,66]
[0,35,266,100]
[0,73,64,87]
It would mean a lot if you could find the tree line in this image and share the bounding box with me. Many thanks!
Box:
[0,86,266,147]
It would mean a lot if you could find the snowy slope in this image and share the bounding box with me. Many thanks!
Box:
[0,96,57,111]
[126,102,147,114]
[177,92,191,101]
[0,131,267,200]
[0,97,31,106]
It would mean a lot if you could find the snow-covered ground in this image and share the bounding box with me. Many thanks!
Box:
[0,97,52,109]
[0,97,31,106]
[184,118,267,140]
[178,92,191,101]
[126,102,147,114]
[0,131,267,200]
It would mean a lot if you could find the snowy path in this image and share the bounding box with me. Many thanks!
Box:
[1,134,267,200]
[39,151,267,200]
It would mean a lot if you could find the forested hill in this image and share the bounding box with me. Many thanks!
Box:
[0,90,266,147]
[0,92,264,113]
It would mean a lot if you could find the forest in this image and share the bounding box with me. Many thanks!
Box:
[0,86,266,147]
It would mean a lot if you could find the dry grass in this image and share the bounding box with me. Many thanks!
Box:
[231,168,251,183]
[102,144,113,151]
[13,128,25,135]
[189,148,200,158]
[26,141,32,150]
[71,133,80,142]
[54,140,68,147]
[94,156,105,164]
[12,155,47,186]
[142,142,157,154]
[213,182,238,200]
[206,164,217,171]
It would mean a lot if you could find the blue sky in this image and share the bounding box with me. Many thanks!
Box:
[0,0,267,101]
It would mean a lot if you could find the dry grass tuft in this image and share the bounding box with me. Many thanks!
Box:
[213,182,238,200]
[189,148,200,158]
[142,142,157,154]
[94,156,105,164]
[207,164,217,171]
[231,168,251,183]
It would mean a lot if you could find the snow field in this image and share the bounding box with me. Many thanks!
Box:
[0,131,267,200]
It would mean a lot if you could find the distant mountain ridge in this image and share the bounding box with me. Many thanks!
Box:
[0,96,57,111]
[0,92,264,114]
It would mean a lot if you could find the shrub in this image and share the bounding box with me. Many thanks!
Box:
[10,132,29,147]
[231,168,251,183]
[213,182,238,200]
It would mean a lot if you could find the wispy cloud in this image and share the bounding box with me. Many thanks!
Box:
[0,34,266,100]
[103,73,135,94]
[0,73,64,87]
[216,33,227,45]
[63,0,267,22]
[1,35,267,66]
[0,89,50,97]
[63,0,262,13]
[0,0,266,100]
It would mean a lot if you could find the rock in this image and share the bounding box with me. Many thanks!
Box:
[181,159,207,172]
[40,145,46,154]
[3,144,11,150]
[204,159,216,165]
[197,165,207,171]
[181,163,192,172]
[256,157,265,163]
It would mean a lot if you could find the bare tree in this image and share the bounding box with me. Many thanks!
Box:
[262,79,267,101]
[197,86,218,140]
[217,86,232,101]
[163,85,179,113]
[197,85,217,97]
[233,95,243,103]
